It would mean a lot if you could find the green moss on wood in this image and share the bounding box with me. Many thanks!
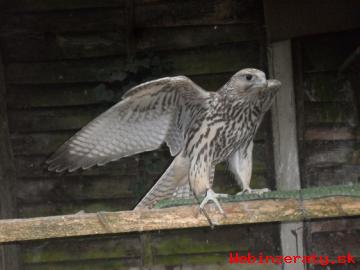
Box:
[155,184,360,209]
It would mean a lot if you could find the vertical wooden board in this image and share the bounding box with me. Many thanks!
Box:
[16,176,135,204]
[3,24,263,62]
[21,235,142,263]
[294,31,360,265]
[13,155,139,178]
[310,230,360,258]
[8,106,108,132]
[5,58,128,84]
[0,44,20,270]
[5,43,260,84]
[1,0,126,12]
[18,198,137,218]
[6,83,116,108]
[304,102,356,125]
[151,225,280,267]
[137,24,263,51]
[7,73,234,109]
[1,9,127,34]
[304,141,356,167]
[1,0,262,30]
[304,165,360,187]
[303,72,353,102]
[22,258,142,270]
[151,224,279,257]
[135,0,263,27]
[301,30,360,73]
[304,126,358,141]
[11,133,81,156]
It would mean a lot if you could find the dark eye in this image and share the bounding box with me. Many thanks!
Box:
[246,74,253,81]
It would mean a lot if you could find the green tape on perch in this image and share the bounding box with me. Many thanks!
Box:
[154,184,360,209]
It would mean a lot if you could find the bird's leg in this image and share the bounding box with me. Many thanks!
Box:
[208,165,230,198]
[194,193,214,229]
[199,188,226,216]
[228,143,269,197]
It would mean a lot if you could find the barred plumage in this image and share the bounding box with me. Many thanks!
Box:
[47,68,281,214]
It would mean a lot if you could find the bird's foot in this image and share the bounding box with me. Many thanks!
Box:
[199,189,226,216]
[236,187,270,196]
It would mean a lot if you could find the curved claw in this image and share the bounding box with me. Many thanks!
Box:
[199,189,226,216]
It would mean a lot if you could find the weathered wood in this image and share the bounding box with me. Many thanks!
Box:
[269,40,304,270]
[3,24,262,62]
[305,141,356,167]
[22,235,142,263]
[0,193,359,244]
[1,0,126,12]
[6,58,127,84]
[310,217,360,234]
[14,155,139,178]
[136,0,262,27]
[22,258,141,270]
[1,9,127,34]
[12,150,266,181]
[301,31,360,73]
[10,127,266,155]
[305,126,359,141]
[305,102,355,124]
[311,230,360,258]
[6,83,115,108]
[18,198,137,219]
[6,73,231,108]
[0,42,20,270]
[1,0,261,35]
[5,43,259,84]
[263,0,360,42]
[304,165,360,187]
[8,107,107,132]
[0,95,264,134]
[21,224,277,265]
[303,72,353,102]
[151,225,279,266]
[1,0,261,17]
[16,176,135,203]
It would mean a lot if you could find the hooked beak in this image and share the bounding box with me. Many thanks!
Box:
[267,79,281,89]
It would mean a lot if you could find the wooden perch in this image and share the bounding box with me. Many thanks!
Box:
[0,185,360,244]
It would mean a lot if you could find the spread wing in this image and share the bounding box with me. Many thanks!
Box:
[47,76,210,172]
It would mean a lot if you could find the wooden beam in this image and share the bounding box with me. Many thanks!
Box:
[0,194,359,244]
[0,47,20,269]
[268,40,304,270]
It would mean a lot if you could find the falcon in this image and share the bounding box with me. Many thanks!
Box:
[47,68,281,215]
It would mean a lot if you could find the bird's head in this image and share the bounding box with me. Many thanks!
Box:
[223,68,281,96]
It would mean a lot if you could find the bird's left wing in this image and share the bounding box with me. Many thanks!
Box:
[47,76,210,172]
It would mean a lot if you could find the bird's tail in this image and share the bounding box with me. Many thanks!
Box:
[134,155,191,209]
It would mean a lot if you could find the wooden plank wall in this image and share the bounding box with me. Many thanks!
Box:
[294,29,360,269]
[0,0,279,269]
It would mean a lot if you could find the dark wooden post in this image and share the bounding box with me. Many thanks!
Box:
[0,48,20,270]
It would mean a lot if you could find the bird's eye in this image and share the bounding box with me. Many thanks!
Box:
[245,74,253,81]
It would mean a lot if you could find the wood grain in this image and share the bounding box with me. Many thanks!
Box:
[0,196,359,244]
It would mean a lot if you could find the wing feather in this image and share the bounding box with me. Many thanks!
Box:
[47,76,209,172]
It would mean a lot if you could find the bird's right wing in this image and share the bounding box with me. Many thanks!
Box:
[47,76,210,172]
